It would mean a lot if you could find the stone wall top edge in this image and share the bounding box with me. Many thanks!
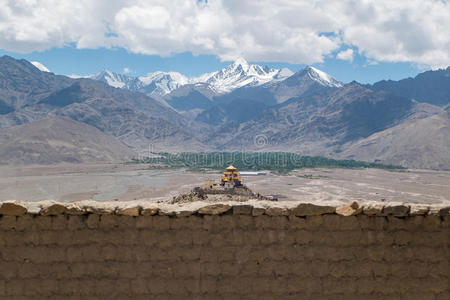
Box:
[0,199,448,217]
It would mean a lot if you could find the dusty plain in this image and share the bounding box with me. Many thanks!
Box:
[0,163,448,204]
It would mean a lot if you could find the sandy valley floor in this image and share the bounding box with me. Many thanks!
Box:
[0,163,449,204]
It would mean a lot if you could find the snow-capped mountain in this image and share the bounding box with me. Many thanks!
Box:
[303,66,342,88]
[89,70,144,90]
[274,67,295,80]
[261,65,343,104]
[82,61,343,116]
[138,71,189,97]
[192,58,294,93]
[82,70,187,98]
[196,65,344,121]
[85,58,294,98]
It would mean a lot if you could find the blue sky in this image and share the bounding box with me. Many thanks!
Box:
[1,1,448,84]
[0,47,423,84]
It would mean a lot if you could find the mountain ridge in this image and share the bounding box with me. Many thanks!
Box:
[209,82,436,153]
[0,116,136,164]
[1,55,449,169]
[338,112,450,170]
[194,66,343,126]
[0,56,211,153]
[82,58,295,98]
[369,66,450,106]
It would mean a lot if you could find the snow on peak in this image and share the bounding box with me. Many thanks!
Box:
[304,66,342,87]
[309,66,332,83]
[88,61,295,96]
[139,71,189,95]
[31,61,50,72]
[192,60,293,93]
[191,71,217,83]
[275,68,294,79]
[89,69,143,90]
[91,69,126,88]
[139,71,188,85]
[86,69,189,96]
[231,57,249,71]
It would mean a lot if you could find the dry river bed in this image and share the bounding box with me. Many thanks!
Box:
[0,164,449,204]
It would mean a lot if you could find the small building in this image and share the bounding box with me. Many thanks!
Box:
[203,165,244,190]
[220,165,243,187]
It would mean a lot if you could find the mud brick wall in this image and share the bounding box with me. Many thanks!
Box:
[0,200,449,299]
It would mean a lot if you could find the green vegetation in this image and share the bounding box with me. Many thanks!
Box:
[130,152,405,172]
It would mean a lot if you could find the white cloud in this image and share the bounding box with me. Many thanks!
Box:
[123,67,132,74]
[30,61,50,72]
[336,49,354,62]
[331,0,450,69]
[0,0,449,68]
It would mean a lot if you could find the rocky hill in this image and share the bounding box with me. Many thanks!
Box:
[370,67,450,106]
[0,117,136,164]
[0,56,73,112]
[339,111,450,170]
[210,83,419,150]
[195,66,342,126]
[0,56,210,153]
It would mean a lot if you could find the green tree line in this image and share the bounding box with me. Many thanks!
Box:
[130,152,405,172]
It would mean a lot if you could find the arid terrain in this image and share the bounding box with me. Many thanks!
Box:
[0,163,448,204]
[1,56,450,170]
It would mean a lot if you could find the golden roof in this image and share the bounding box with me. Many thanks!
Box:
[226,165,237,170]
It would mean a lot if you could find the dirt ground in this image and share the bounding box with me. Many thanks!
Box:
[0,163,448,204]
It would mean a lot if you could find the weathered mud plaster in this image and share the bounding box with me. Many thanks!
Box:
[0,200,449,298]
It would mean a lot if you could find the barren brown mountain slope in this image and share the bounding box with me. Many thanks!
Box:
[339,112,450,170]
[0,116,135,164]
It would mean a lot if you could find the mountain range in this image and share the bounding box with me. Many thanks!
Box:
[369,67,450,106]
[86,58,293,100]
[0,56,209,154]
[0,55,449,170]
